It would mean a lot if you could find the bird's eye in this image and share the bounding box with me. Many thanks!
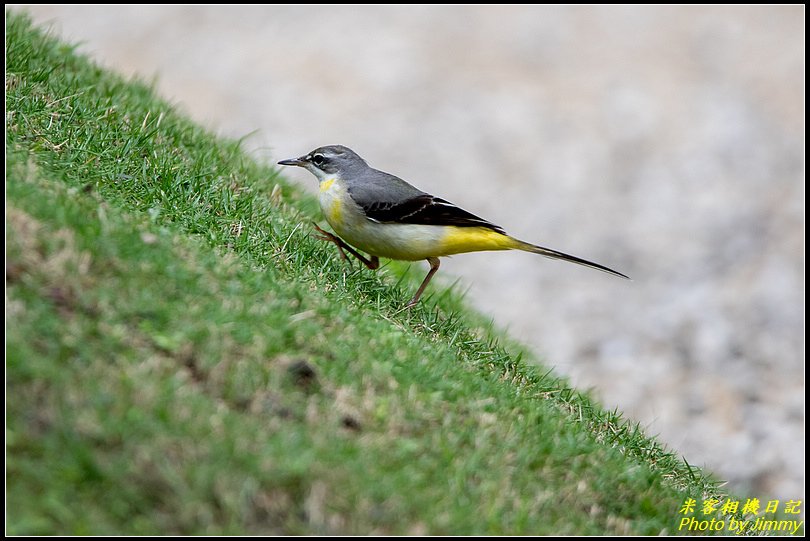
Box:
[311,154,325,166]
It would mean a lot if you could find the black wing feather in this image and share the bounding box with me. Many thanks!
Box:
[362,194,506,235]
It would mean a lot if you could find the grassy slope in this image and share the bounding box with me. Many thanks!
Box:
[6,12,729,535]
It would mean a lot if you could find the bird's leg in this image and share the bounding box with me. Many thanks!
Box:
[312,223,379,270]
[312,223,349,262]
[405,257,441,308]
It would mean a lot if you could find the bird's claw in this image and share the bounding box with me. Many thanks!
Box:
[312,223,350,263]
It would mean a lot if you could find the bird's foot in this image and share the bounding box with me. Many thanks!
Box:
[312,223,350,263]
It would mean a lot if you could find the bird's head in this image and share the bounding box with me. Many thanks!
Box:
[278,145,367,181]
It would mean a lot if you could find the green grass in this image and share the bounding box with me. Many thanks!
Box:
[7,11,740,535]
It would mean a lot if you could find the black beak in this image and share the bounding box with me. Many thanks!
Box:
[278,157,306,167]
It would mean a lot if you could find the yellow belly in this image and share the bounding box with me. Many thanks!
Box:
[436,226,516,255]
[318,178,515,261]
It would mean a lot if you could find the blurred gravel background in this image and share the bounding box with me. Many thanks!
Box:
[13,6,804,503]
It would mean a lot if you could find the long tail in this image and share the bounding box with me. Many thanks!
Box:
[511,238,630,279]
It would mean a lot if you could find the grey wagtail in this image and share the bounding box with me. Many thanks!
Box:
[279,145,629,307]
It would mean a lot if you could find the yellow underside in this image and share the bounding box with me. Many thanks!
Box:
[332,219,519,261]
[436,226,518,256]
[336,223,520,261]
[319,179,343,224]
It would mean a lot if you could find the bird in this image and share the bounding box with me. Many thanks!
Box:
[278,145,628,307]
